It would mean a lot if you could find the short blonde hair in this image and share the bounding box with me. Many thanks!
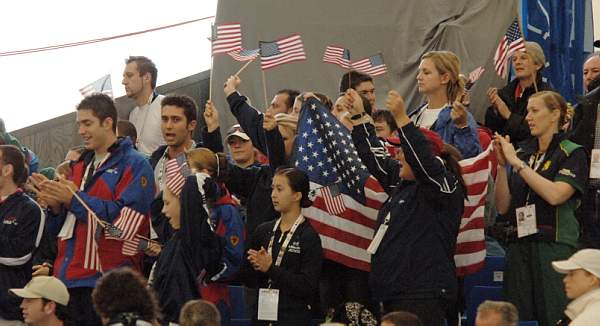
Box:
[477,300,518,326]
[529,90,574,126]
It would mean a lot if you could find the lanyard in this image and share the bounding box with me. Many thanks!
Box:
[524,151,545,205]
[267,215,305,269]
[81,153,111,190]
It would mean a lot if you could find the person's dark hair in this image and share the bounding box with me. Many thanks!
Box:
[274,167,312,208]
[76,93,118,133]
[0,145,28,186]
[0,118,5,133]
[372,110,398,131]
[339,70,373,93]
[117,120,138,144]
[179,299,221,326]
[126,56,158,89]
[276,89,300,110]
[314,92,333,111]
[161,95,198,124]
[92,267,160,325]
[42,298,69,322]
[441,143,466,191]
[381,311,424,326]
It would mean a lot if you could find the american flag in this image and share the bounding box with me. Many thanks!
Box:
[105,207,145,242]
[122,235,148,256]
[323,45,351,69]
[295,98,387,272]
[454,143,494,276]
[466,66,486,91]
[211,23,242,55]
[494,18,526,78]
[351,53,387,77]
[165,157,186,196]
[259,34,306,70]
[83,212,102,272]
[79,74,112,98]
[320,183,346,215]
[228,48,260,62]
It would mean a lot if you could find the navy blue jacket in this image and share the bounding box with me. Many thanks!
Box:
[352,122,464,302]
[0,191,45,320]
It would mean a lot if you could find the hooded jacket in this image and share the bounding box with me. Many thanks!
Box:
[565,288,600,326]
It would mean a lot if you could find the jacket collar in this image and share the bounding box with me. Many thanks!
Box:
[517,132,565,156]
[565,287,600,320]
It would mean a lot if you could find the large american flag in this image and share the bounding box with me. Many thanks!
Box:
[83,212,102,272]
[79,74,112,98]
[351,53,387,77]
[228,48,260,62]
[259,34,306,70]
[323,45,351,69]
[211,23,242,55]
[494,18,526,78]
[454,143,494,275]
[295,98,387,272]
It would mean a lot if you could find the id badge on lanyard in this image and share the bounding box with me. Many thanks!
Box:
[367,213,390,254]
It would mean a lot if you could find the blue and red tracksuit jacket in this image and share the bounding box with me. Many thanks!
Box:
[53,137,155,288]
[200,187,246,326]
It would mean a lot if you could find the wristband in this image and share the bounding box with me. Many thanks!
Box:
[350,112,367,120]
[515,161,527,174]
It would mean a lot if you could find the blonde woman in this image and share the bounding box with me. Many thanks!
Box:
[408,50,481,158]
[494,91,588,325]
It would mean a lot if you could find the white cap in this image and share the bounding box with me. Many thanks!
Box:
[10,276,69,306]
[552,249,600,278]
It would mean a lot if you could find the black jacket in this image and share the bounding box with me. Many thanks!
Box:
[570,85,600,157]
[152,175,223,325]
[485,78,552,145]
[0,191,45,320]
[241,219,323,325]
[204,126,282,236]
[352,122,464,302]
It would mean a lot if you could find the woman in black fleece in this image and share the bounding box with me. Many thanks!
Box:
[242,167,323,325]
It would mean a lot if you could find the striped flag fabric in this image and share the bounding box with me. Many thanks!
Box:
[122,235,147,256]
[323,45,351,69]
[104,206,145,241]
[466,66,486,91]
[165,157,186,196]
[83,212,102,272]
[454,143,494,276]
[296,98,387,272]
[228,48,260,62]
[211,23,242,55]
[319,183,346,215]
[351,53,387,77]
[493,18,526,78]
[259,34,306,70]
[79,74,112,98]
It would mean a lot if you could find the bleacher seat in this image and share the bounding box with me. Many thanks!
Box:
[464,256,505,299]
[466,286,503,326]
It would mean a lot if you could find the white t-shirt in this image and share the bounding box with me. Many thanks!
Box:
[129,93,166,155]
[416,105,445,129]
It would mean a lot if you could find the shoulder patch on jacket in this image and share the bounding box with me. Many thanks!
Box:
[559,139,582,157]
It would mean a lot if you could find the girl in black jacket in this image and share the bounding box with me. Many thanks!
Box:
[346,89,465,326]
[243,167,323,326]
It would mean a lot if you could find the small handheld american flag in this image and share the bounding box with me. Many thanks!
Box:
[323,45,351,69]
[210,23,242,55]
[259,34,306,70]
[493,18,526,78]
[351,53,387,77]
[79,74,112,98]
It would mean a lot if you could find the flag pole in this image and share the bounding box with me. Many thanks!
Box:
[209,55,214,101]
[381,52,393,92]
[261,69,268,110]
[234,57,255,76]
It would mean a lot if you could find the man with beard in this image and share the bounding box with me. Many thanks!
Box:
[570,52,600,249]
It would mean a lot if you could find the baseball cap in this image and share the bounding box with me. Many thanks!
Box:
[226,124,250,142]
[552,249,600,279]
[10,276,69,306]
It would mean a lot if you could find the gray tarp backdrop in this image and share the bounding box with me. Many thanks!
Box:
[210,0,519,129]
